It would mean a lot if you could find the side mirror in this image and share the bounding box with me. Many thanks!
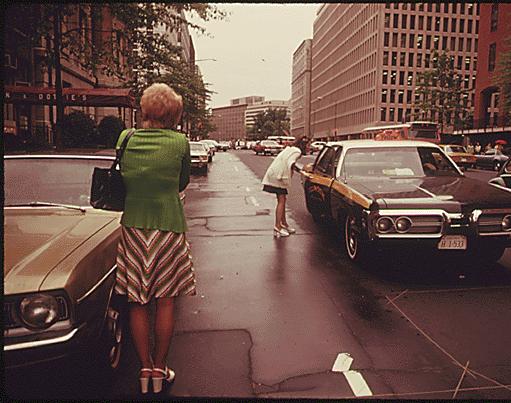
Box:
[489,177,506,187]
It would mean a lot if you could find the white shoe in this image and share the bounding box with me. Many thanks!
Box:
[273,227,290,238]
[152,366,175,393]
[282,224,296,234]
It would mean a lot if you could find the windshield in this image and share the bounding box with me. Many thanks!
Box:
[342,147,459,178]
[448,145,467,153]
[5,157,113,206]
[190,143,206,152]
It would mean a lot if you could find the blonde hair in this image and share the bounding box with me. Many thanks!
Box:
[140,83,183,129]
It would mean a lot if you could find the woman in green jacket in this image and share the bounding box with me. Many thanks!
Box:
[115,83,195,394]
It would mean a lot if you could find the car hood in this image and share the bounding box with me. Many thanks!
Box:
[347,176,511,211]
[4,208,119,295]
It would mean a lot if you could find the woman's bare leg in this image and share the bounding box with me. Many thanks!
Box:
[153,297,175,370]
[275,194,287,229]
[129,303,153,372]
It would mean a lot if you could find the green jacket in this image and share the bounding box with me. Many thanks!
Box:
[116,128,191,232]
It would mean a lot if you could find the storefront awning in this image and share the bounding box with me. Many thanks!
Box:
[4,86,136,108]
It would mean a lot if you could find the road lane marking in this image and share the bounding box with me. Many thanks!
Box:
[246,187,251,192]
[234,166,239,172]
[247,196,260,206]
[344,370,373,397]
[385,289,408,305]
[332,352,372,397]
[368,383,511,399]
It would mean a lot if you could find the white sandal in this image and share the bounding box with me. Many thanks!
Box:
[152,366,175,393]
[139,368,152,394]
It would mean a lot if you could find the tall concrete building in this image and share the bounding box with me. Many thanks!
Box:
[311,3,480,140]
[474,3,511,128]
[291,39,312,138]
[245,100,290,131]
[209,96,265,141]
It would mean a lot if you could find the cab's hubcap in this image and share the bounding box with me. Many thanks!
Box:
[107,307,122,368]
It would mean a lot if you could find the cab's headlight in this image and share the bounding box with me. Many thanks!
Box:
[376,217,394,233]
[395,216,412,233]
[19,294,60,330]
[502,215,511,231]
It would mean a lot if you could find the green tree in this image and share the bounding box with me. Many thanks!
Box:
[247,108,290,140]
[493,36,511,124]
[413,51,470,133]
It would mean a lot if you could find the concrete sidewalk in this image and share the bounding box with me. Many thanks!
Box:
[165,152,373,398]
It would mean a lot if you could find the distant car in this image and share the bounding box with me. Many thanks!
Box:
[489,158,511,191]
[4,153,127,373]
[253,140,283,155]
[200,139,220,153]
[218,141,230,152]
[199,141,214,162]
[475,148,509,171]
[301,140,511,264]
[310,141,326,153]
[439,144,476,170]
[190,141,209,174]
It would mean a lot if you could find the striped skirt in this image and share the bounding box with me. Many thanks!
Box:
[115,225,196,304]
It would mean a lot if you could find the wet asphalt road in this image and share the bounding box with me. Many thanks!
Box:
[7,150,511,400]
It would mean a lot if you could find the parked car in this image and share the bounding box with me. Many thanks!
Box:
[488,158,511,191]
[253,140,283,155]
[218,141,230,151]
[439,144,476,170]
[475,148,509,171]
[301,140,511,264]
[190,141,209,174]
[200,139,220,153]
[310,141,327,153]
[200,141,214,162]
[4,152,127,373]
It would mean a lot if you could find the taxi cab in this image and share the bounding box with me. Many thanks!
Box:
[439,144,476,170]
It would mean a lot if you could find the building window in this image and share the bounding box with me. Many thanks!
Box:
[383,51,389,65]
[474,38,478,52]
[402,14,407,29]
[425,53,431,68]
[426,35,431,49]
[467,20,473,34]
[428,3,432,12]
[393,14,399,29]
[419,3,424,12]
[384,13,390,28]
[459,19,465,33]
[399,71,405,85]
[402,3,407,10]
[451,37,456,51]
[380,107,386,121]
[409,33,415,48]
[390,71,396,85]
[435,3,440,12]
[442,36,448,50]
[382,70,388,84]
[443,4,449,13]
[390,89,395,103]
[419,16,424,30]
[384,32,389,47]
[427,16,432,31]
[451,18,456,33]
[410,15,415,29]
[400,33,406,48]
[389,108,395,121]
[385,3,390,8]
[457,55,463,69]
[417,53,422,67]
[411,3,415,11]
[435,17,441,31]
[488,43,496,71]
[465,56,471,70]
[382,89,387,103]
[407,90,412,103]
[443,17,449,32]
[398,108,404,122]
[407,72,413,85]
[398,90,404,104]
[476,20,479,34]
[458,37,464,52]
[392,33,398,47]
[400,52,405,66]
[408,53,414,67]
[417,34,423,49]
[391,51,397,66]
[473,56,477,70]
[491,4,498,31]
[434,35,440,50]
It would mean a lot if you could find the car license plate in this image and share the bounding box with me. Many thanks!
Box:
[438,235,467,250]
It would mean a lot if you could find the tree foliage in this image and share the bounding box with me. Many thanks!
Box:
[97,115,126,147]
[247,108,290,140]
[493,36,511,121]
[413,51,471,132]
[61,111,97,147]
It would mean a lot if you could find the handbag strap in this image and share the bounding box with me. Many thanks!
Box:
[113,128,136,169]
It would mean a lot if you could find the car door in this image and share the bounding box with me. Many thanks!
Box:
[304,146,338,219]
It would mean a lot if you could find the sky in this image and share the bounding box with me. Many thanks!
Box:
[189,3,320,109]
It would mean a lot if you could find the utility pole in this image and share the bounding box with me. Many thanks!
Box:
[53,5,64,150]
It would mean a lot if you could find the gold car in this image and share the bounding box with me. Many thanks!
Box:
[4,152,126,373]
[439,144,476,170]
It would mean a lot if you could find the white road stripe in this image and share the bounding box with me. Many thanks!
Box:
[234,166,239,172]
[247,196,260,206]
[246,187,251,192]
[344,370,373,397]
[332,352,373,397]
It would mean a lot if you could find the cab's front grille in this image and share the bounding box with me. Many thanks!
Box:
[408,215,444,234]
[478,212,511,235]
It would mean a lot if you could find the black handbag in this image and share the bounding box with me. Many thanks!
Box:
[90,129,135,211]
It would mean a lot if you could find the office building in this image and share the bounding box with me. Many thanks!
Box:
[311,3,480,139]
[245,100,290,131]
[291,39,312,138]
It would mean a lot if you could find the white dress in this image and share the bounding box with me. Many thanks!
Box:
[262,146,302,190]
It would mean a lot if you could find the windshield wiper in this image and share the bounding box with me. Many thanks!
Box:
[6,201,86,213]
